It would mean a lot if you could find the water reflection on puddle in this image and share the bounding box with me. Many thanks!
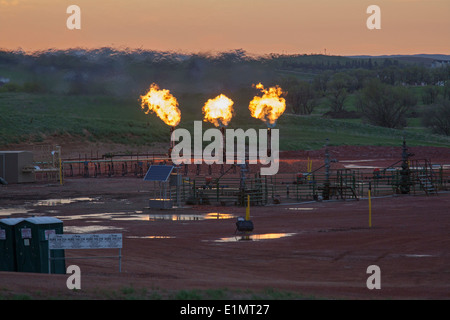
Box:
[148,212,235,221]
[55,212,235,222]
[57,213,143,221]
[126,235,175,239]
[64,225,123,233]
[32,197,99,206]
[0,207,33,216]
[0,198,99,218]
[404,254,434,258]
[213,233,296,242]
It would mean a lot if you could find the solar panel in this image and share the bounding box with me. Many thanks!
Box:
[143,165,174,182]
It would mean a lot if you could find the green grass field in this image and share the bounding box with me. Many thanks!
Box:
[1,91,449,150]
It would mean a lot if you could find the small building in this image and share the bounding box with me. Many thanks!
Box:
[0,151,35,184]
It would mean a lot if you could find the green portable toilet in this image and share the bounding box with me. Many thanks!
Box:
[0,218,24,271]
[15,217,65,274]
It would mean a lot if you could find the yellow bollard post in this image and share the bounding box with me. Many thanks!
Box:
[368,183,372,228]
[245,195,250,221]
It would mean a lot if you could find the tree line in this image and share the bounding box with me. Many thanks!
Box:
[281,64,450,135]
[1,48,450,135]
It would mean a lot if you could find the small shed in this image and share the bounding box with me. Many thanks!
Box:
[0,151,35,184]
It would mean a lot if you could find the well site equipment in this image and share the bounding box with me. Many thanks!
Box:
[21,139,449,207]
[161,161,447,207]
[143,164,180,209]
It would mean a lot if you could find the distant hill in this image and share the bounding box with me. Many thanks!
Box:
[347,54,450,66]
[347,54,450,60]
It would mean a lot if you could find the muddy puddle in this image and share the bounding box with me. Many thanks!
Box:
[285,207,316,211]
[211,232,297,242]
[63,225,124,233]
[54,211,236,222]
[0,197,101,217]
[31,197,100,206]
[1,195,236,223]
[147,212,235,221]
[126,235,175,239]
[0,207,33,217]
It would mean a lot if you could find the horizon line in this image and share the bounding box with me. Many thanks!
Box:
[1,46,449,58]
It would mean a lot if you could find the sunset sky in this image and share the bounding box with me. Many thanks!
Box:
[0,0,449,55]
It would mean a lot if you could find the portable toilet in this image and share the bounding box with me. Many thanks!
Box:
[14,217,65,274]
[0,218,24,271]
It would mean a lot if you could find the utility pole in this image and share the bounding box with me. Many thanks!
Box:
[322,138,338,200]
[323,139,331,200]
[400,136,414,194]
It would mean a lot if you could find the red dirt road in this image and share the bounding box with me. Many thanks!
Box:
[1,176,449,300]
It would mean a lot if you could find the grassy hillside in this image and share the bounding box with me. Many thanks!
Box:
[1,91,449,150]
[1,49,449,150]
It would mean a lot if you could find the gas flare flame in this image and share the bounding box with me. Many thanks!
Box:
[140,83,181,127]
[202,94,234,127]
[249,83,286,127]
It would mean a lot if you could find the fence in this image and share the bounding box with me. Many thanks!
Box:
[162,163,450,206]
[31,151,450,205]
[61,153,169,179]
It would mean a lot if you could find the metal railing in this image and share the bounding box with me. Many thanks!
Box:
[31,154,450,205]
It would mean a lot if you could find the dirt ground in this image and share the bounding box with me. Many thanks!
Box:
[0,145,449,300]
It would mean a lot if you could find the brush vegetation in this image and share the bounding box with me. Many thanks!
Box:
[1,48,449,150]
[0,285,319,300]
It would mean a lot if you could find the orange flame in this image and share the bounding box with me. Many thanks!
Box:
[140,83,181,127]
[249,83,286,127]
[202,94,234,127]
